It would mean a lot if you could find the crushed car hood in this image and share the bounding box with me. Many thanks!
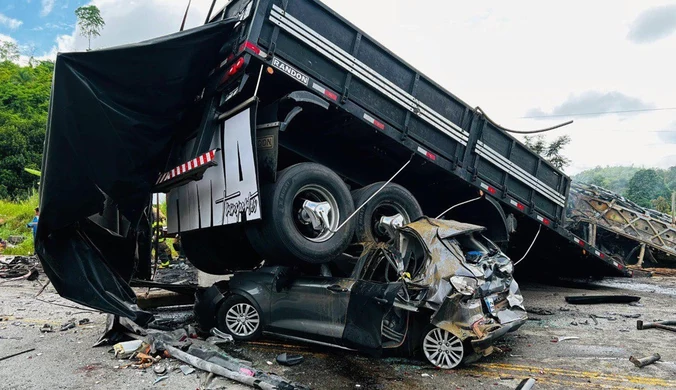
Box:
[397,218,526,349]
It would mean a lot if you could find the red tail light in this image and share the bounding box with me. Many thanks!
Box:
[239,41,261,55]
[221,57,246,84]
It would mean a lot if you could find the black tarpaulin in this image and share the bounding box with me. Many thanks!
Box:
[37,19,238,324]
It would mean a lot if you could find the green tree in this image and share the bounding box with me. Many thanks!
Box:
[651,196,671,213]
[0,60,53,199]
[524,135,571,169]
[625,169,670,208]
[0,41,19,62]
[573,166,642,193]
[75,5,105,51]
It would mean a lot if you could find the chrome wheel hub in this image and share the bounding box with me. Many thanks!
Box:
[293,184,340,243]
[225,303,260,337]
[423,327,464,369]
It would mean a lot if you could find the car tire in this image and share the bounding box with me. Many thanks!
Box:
[351,182,423,243]
[216,295,263,341]
[246,163,356,264]
[419,325,465,369]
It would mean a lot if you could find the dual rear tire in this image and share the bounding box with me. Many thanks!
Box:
[246,163,423,264]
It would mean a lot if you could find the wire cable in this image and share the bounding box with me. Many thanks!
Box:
[436,196,483,219]
[514,224,542,266]
[476,106,574,134]
[521,107,676,119]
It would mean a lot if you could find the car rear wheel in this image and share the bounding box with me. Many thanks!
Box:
[246,163,355,264]
[217,295,262,341]
[422,326,465,369]
[351,182,422,243]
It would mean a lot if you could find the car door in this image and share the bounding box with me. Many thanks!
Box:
[341,280,403,353]
[268,275,356,344]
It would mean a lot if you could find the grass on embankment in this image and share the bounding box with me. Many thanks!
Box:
[0,193,38,255]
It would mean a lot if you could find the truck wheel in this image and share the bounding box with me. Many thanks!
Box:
[351,182,422,243]
[217,295,262,341]
[246,163,356,264]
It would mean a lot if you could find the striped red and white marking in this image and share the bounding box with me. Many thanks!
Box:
[363,113,385,130]
[157,149,216,184]
[312,82,338,101]
[573,237,585,246]
[536,215,551,226]
[509,199,525,211]
[480,182,497,195]
[417,146,437,161]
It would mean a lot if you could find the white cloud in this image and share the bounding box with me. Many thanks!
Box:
[41,0,55,17]
[0,33,17,43]
[0,13,23,29]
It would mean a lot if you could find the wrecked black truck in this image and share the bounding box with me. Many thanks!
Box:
[195,218,526,369]
[38,0,625,362]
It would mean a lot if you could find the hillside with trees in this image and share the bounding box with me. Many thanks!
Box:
[0,59,53,200]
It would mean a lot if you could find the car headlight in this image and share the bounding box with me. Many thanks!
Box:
[450,276,478,296]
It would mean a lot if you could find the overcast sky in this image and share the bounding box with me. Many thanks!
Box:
[2,0,675,175]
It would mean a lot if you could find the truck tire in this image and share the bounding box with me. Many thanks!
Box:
[351,182,423,243]
[246,163,356,264]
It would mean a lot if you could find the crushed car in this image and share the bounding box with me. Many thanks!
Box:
[195,217,527,369]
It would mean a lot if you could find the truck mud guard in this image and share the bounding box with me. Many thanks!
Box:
[167,100,261,234]
[37,19,239,322]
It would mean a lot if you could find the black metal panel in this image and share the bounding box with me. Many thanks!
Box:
[537,163,562,190]
[356,39,415,92]
[481,123,510,157]
[510,143,538,176]
[534,193,557,217]
[280,0,357,53]
[270,32,347,91]
[407,116,462,161]
[416,78,466,130]
[477,159,504,185]
[349,78,407,127]
[506,177,530,204]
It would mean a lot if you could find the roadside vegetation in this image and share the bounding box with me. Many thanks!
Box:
[0,192,38,255]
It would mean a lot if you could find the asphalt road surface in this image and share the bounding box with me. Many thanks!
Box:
[2,271,676,389]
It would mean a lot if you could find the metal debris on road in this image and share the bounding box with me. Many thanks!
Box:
[153,364,167,375]
[589,314,599,325]
[59,320,76,331]
[40,323,53,333]
[527,307,554,316]
[276,353,304,366]
[637,320,676,333]
[565,295,641,305]
[629,353,661,368]
[551,336,579,343]
[180,365,195,375]
[78,318,90,325]
[0,256,39,281]
[153,375,169,385]
[0,348,36,362]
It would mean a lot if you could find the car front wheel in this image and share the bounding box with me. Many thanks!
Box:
[217,295,263,341]
[422,326,465,369]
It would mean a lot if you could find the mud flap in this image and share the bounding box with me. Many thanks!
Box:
[168,101,262,233]
[342,281,403,355]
